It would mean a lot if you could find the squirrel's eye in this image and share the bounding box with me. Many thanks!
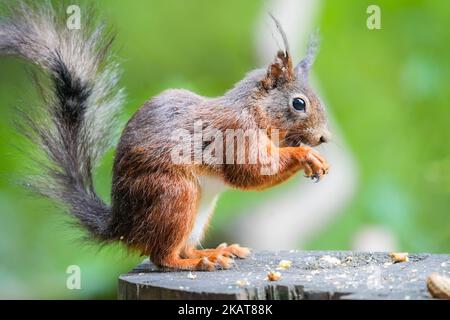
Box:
[292,97,306,112]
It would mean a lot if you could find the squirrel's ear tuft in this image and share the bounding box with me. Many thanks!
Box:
[261,15,294,90]
[295,32,320,81]
[261,51,294,90]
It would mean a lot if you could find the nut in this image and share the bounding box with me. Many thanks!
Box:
[427,273,450,300]
[389,252,409,263]
[267,271,281,281]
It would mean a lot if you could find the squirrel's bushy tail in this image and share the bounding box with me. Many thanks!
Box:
[0,2,124,240]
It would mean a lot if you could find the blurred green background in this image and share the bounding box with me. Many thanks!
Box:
[0,0,449,298]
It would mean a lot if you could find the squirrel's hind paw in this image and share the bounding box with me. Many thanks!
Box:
[195,255,234,271]
[195,257,218,271]
[223,243,251,259]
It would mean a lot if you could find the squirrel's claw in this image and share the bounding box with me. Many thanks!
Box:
[311,173,321,183]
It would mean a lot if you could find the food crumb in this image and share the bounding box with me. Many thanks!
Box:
[236,279,250,286]
[389,252,409,263]
[319,255,341,266]
[277,260,292,270]
[267,270,281,281]
[187,271,197,280]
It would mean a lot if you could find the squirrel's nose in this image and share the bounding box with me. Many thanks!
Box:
[318,130,331,144]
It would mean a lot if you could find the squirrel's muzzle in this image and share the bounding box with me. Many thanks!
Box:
[311,129,331,146]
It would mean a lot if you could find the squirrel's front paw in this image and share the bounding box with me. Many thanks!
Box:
[299,147,329,181]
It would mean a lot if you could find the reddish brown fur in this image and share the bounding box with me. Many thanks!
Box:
[107,32,330,271]
[110,110,329,270]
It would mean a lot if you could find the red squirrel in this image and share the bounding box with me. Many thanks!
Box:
[0,3,330,271]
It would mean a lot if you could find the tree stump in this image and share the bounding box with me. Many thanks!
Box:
[118,250,449,300]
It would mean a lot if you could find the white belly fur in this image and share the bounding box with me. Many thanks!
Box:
[188,175,227,245]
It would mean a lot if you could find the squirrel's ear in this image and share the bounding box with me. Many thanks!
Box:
[295,33,320,81]
[261,51,294,90]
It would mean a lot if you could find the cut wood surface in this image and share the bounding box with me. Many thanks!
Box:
[118,250,450,300]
